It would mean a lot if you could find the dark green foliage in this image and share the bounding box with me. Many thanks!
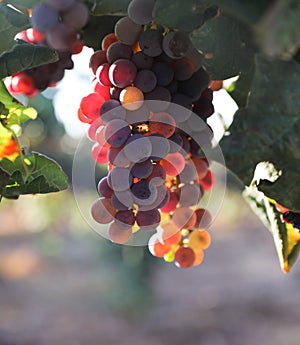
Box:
[0,41,58,79]
[0,3,30,53]
[81,15,122,50]
[0,153,68,199]
[190,13,255,79]
[221,55,300,211]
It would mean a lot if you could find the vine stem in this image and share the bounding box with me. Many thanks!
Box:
[9,129,31,178]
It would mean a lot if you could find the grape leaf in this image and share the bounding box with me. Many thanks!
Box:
[213,0,272,24]
[227,66,255,108]
[243,186,300,272]
[255,0,300,59]
[0,167,10,199]
[0,123,11,142]
[190,12,255,79]
[4,0,41,7]
[0,3,30,53]
[0,41,58,79]
[0,80,37,135]
[89,0,130,16]
[81,15,121,50]
[153,0,211,32]
[220,55,300,211]
[0,152,68,198]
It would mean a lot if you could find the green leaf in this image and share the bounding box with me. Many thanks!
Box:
[190,12,255,79]
[295,49,300,64]
[0,80,37,135]
[5,0,41,7]
[0,167,10,199]
[0,3,30,53]
[81,15,121,50]
[214,0,272,24]
[153,0,211,32]
[0,41,58,79]
[0,123,11,142]
[0,152,68,198]
[255,0,300,59]
[220,55,300,211]
[227,66,255,108]
[89,0,130,16]
[243,186,300,272]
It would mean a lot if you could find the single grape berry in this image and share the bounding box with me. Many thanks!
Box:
[175,247,195,268]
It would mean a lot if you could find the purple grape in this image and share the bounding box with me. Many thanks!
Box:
[100,100,126,123]
[157,187,170,209]
[109,59,137,88]
[152,61,174,86]
[173,58,195,81]
[128,0,156,25]
[136,209,161,230]
[31,3,59,32]
[169,132,183,153]
[193,98,215,120]
[131,159,153,179]
[139,29,163,57]
[148,134,170,161]
[162,31,192,59]
[171,93,193,110]
[139,185,168,211]
[131,180,152,200]
[46,22,77,50]
[132,51,154,70]
[178,67,210,101]
[125,103,151,125]
[134,69,157,93]
[178,183,202,207]
[179,132,191,156]
[98,177,114,198]
[89,50,107,75]
[107,42,133,64]
[109,87,122,100]
[114,16,143,46]
[104,119,131,147]
[144,86,171,111]
[108,146,131,167]
[111,191,133,210]
[124,134,152,163]
[107,167,133,192]
[146,164,166,186]
[166,79,178,94]
[61,1,89,29]
[115,210,136,229]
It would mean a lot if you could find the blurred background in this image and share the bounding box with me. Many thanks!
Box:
[1,48,300,345]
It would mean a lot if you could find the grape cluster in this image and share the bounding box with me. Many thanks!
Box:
[7,28,78,97]
[31,0,88,51]
[7,0,88,97]
[78,0,216,268]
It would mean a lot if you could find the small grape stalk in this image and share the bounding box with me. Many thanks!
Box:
[77,0,218,268]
